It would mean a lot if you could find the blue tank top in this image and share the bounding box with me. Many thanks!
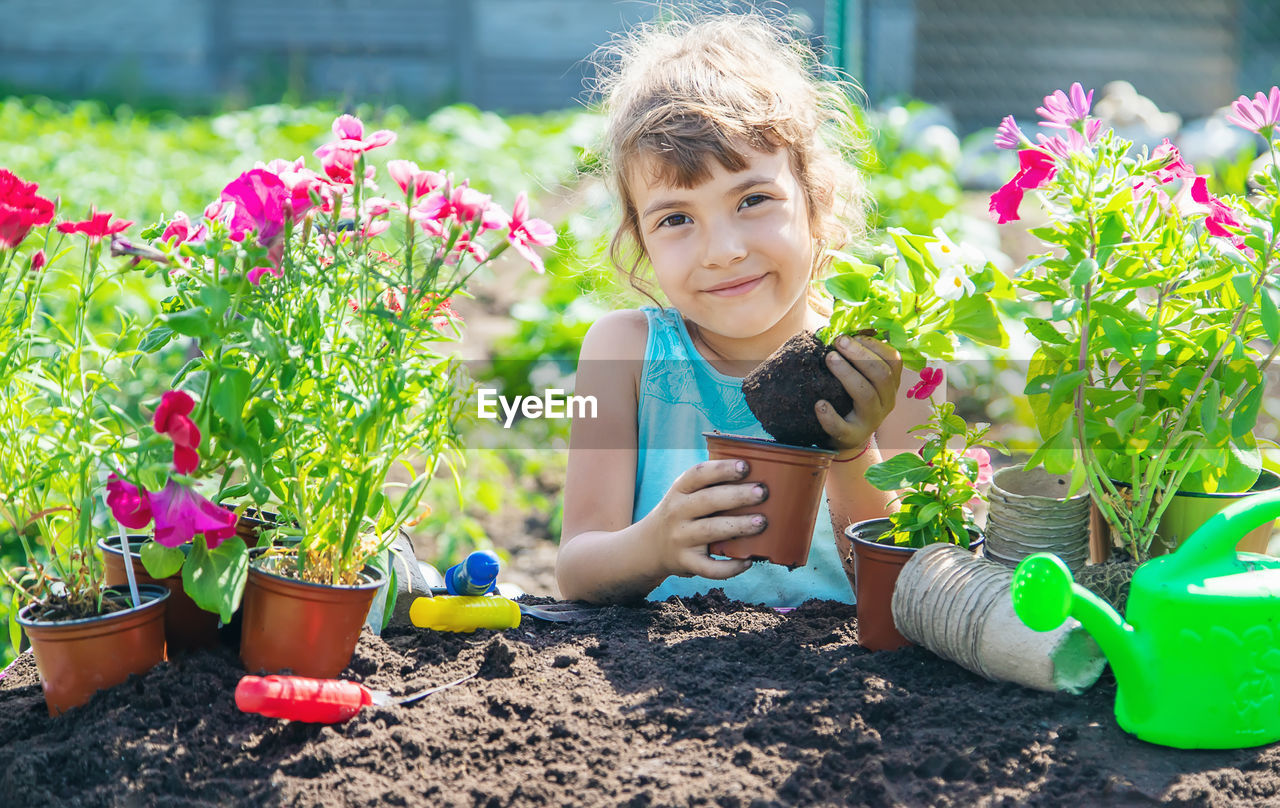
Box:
[634,307,853,606]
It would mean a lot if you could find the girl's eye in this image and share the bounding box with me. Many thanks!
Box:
[658,213,690,228]
[739,193,769,210]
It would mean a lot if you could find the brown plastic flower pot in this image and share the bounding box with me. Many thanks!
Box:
[17,584,169,716]
[239,553,385,679]
[703,432,836,568]
[845,518,984,652]
[98,537,220,655]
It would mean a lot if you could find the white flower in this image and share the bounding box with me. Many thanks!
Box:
[934,264,976,301]
[925,228,987,270]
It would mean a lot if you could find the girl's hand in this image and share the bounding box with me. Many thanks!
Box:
[814,335,903,455]
[642,459,766,580]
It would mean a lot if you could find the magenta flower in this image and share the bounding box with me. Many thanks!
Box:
[28,249,45,273]
[506,192,556,273]
[106,473,153,530]
[387,160,445,201]
[1226,87,1280,136]
[149,479,238,549]
[1036,83,1094,129]
[220,169,290,247]
[153,390,202,474]
[415,184,507,231]
[56,209,133,242]
[906,366,944,400]
[993,116,1025,150]
[988,149,1058,224]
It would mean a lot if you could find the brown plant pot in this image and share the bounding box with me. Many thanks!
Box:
[98,537,221,655]
[845,518,985,652]
[17,584,169,716]
[1089,471,1280,561]
[239,553,385,679]
[703,432,835,568]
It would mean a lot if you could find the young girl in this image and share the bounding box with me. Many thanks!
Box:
[556,13,933,606]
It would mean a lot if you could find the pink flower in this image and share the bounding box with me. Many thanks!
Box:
[988,149,1058,224]
[416,184,508,230]
[161,212,208,247]
[1036,83,1094,129]
[506,192,556,273]
[106,473,153,530]
[445,232,489,264]
[153,390,196,441]
[56,209,133,242]
[0,169,56,249]
[994,116,1024,150]
[964,448,993,487]
[1035,126,1096,159]
[1226,87,1280,136]
[149,479,238,550]
[323,114,395,154]
[153,390,201,471]
[387,160,445,200]
[906,366,944,400]
[28,249,45,273]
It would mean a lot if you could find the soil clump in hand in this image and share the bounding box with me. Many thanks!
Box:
[743,332,849,448]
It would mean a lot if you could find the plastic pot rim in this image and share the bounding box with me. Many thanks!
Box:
[15,584,170,628]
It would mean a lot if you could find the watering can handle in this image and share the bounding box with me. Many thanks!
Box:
[1167,489,1280,570]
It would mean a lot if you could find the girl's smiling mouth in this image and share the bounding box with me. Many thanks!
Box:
[704,274,767,297]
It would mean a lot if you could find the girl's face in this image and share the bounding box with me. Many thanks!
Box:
[630,144,814,347]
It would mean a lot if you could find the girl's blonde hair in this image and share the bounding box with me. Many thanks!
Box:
[593,9,868,307]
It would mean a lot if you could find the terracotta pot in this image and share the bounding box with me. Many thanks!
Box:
[239,553,385,678]
[844,518,984,652]
[703,432,835,568]
[1089,471,1280,561]
[17,584,169,716]
[98,537,221,655]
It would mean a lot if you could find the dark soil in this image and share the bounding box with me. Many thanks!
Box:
[3,591,1277,807]
[743,332,850,448]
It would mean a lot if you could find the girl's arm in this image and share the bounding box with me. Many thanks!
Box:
[556,311,762,603]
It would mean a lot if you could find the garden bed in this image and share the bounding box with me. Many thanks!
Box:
[1,591,1275,806]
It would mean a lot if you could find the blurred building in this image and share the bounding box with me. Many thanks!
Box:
[0,0,1274,132]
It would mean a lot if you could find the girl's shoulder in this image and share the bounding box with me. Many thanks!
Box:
[578,308,650,363]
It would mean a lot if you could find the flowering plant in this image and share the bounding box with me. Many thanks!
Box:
[111,115,555,607]
[993,83,1280,560]
[819,228,1012,371]
[862,398,998,547]
[0,172,159,623]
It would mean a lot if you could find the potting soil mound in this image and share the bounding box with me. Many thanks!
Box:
[2,591,1277,807]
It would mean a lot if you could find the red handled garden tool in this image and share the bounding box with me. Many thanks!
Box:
[411,593,598,631]
[235,672,476,724]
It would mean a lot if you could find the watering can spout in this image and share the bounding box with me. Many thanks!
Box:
[1011,554,1150,704]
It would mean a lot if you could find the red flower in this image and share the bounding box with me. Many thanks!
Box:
[56,209,133,242]
[506,192,556,273]
[28,249,46,273]
[153,390,201,472]
[0,169,56,249]
[906,366,945,400]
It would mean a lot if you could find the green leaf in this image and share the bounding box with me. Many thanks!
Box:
[141,541,185,579]
[136,325,175,355]
[1048,369,1088,410]
[1024,317,1069,345]
[864,452,933,491]
[1231,273,1255,302]
[824,271,872,301]
[199,286,231,319]
[948,295,1008,347]
[1098,318,1133,358]
[165,307,211,338]
[182,537,249,623]
[1261,288,1280,344]
[1069,257,1098,289]
[1234,383,1266,439]
[1200,379,1221,436]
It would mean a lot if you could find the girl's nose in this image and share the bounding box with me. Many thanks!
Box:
[701,219,747,268]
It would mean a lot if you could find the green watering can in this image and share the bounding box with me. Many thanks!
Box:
[1011,490,1280,749]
